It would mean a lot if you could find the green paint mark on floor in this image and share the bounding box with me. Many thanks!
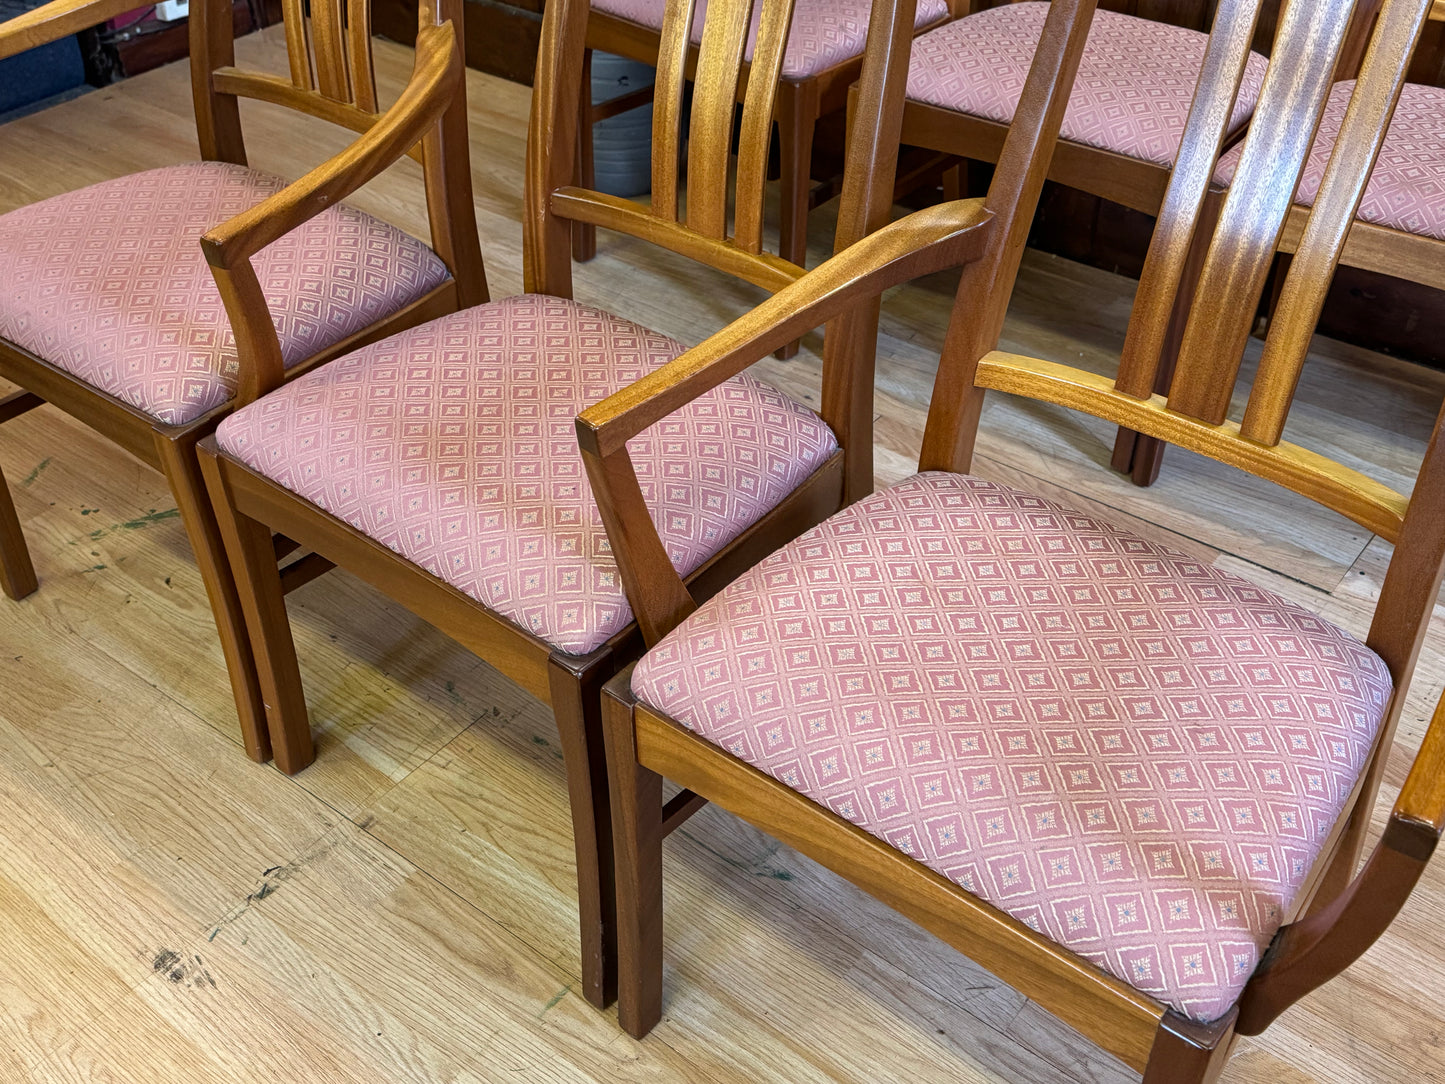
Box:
[538,985,570,1017]
[21,458,50,487]
[86,507,181,541]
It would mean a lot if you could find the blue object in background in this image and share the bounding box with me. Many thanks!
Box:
[0,0,88,122]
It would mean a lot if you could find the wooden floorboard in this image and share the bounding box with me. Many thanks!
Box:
[0,28,1442,1083]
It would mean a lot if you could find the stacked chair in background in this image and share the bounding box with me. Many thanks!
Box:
[586,0,1445,1078]
[194,0,924,1010]
[1122,0,1445,486]
[0,0,484,764]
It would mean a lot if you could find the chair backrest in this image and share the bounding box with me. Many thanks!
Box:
[926,0,1444,789]
[527,0,923,497]
[187,0,479,284]
[526,0,907,297]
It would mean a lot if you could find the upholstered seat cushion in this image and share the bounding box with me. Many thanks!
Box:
[0,162,450,427]
[589,0,949,81]
[1214,81,1445,240]
[216,295,839,656]
[906,3,1269,167]
[631,472,1392,1022]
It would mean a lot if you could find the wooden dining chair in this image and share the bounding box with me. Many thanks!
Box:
[0,0,483,764]
[1119,0,1445,486]
[196,0,916,1010]
[584,0,1445,1075]
[576,0,957,272]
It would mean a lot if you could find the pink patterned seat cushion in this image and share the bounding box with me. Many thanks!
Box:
[589,0,949,81]
[0,162,450,426]
[631,472,1392,1022]
[1214,81,1445,241]
[216,295,838,656]
[906,3,1269,167]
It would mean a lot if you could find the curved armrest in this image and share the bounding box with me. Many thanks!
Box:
[200,21,460,269]
[1235,686,1445,1034]
[575,198,995,646]
[198,20,462,405]
[0,0,138,60]
[575,197,994,460]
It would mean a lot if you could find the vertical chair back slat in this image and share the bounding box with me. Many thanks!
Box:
[686,0,755,239]
[1114,0,1265,400]
[1241,0,1431,446]
[281,0,313,90]
[1164,0,1359,424]
[310,0,353,102]
[347,0,379,111]
[650,0,700,221]
[733,0,799,253]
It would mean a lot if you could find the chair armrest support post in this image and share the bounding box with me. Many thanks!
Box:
[1235,686,1445,1034]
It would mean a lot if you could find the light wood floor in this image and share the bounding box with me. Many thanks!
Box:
[1,29,1444,1084]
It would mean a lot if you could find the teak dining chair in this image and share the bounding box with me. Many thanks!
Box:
[1119,0,1445,486]
[0,0,482,763]
[196,0,913,1009]
[577,0,957,271]
[584,0,1445,1076]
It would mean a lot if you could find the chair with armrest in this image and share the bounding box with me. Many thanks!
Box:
[196,0,916,1009]
[582,0,1445,1075]
[0,0,483,764]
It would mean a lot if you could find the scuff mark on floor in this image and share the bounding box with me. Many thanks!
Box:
[150,948,217,989]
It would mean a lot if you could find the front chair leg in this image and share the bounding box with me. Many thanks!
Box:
[156,432,271,763]
[602,676,665,1038]
[196,441,315,774]
[1141,1010,1238,1083]
[0,462,37,600]
[548,652,618,1009]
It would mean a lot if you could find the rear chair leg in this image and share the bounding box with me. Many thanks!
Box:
[549,655,619,1009]
[0,463,37,600]
[195,440,315,774]
[573,48,599,263]
[602,677,664,1037]
[156,432,271,763]
[775,83,819,361]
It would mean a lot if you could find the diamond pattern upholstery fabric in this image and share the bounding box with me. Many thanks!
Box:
[631,472,1392,1021]
[0,162,450,426]
[1214,81,1445,240]
[906,3,1269,167]
[589,0,949,81]
[216,295,839,656]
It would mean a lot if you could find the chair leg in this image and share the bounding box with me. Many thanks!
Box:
[1141,1011,1238,1083]
[602,680,664,1038]
[775,82,820,360]
[0,463,37,600]
[155,433,271,764]
[548,653,618,1010]
[573,48,598,264]
[195,442,315,774]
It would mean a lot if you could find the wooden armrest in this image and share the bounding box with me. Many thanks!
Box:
[575,198,994,647]
[199,20,461,269]
[1235,686,1445,1034]
[0,0,138,60]
[198,19,462,405]
[574,198,995,460]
